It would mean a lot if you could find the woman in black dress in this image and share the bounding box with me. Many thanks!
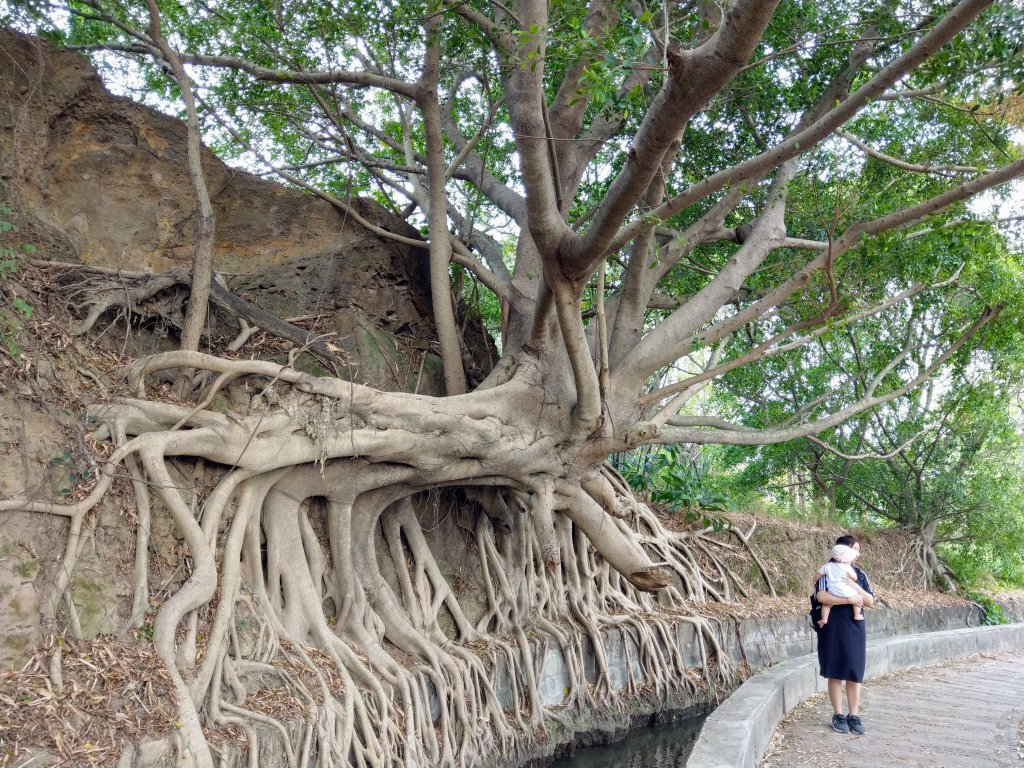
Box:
[816,535,875,735]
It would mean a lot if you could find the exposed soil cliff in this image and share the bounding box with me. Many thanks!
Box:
[0,28,495,391]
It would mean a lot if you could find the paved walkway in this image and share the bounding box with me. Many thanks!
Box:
[761,650,1024,768]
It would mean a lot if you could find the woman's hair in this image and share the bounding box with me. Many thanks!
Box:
[835,534,858,547]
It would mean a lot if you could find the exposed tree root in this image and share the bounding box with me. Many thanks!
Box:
[34,261,344,369]
[2,351,775,767]
[913,520,957,592]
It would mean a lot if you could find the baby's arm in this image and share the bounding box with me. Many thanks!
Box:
[828,580,858,598]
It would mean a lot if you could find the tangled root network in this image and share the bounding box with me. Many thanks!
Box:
[2,351,774,768]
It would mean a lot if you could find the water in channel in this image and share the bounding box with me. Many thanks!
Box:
[546,710,710,768]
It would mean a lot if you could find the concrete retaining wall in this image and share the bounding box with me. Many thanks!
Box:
[525,603,985,715]
[686,622,1024,768]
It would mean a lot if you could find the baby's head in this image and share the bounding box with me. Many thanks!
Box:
[831,543,858,564]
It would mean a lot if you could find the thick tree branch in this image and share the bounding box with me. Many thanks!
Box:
[419,7,468,394]
[606,145,680,368]
[614,161,796,385]
[621,155,1020,397]
[569,0,779,276]
[441,109,528,223]
[550,275,602,428]
[505,0,573,258]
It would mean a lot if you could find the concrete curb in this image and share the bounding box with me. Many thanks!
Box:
[686,622,1024,768]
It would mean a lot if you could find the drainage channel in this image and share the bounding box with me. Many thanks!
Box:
[544,709,711,768]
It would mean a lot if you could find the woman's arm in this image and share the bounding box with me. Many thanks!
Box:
[847,575,875,608]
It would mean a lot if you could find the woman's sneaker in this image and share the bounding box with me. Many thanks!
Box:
[846,715,866,735]
[831,714,850,733]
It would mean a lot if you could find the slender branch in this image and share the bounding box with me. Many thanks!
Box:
[905,214,1024,241]
[446,92,504,181]
[567,50,657,192]
[879,86,942,101]
[448,206,512,281]
[662,415,758,432]
[837,129,984,176]
[198,98,430,251]
[179,52,418,97]
[144,1,215,356]
[840,159,1024,245]
[450,237,511,301]
[649,186,750,284]
[805,427,935,461]
[645,306,1000,446]
[596,261,610,403]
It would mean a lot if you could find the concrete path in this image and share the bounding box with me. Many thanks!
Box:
[760,650,1024,768]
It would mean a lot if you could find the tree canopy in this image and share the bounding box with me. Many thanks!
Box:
[13,0,1023,421]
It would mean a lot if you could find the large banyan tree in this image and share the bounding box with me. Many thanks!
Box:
[3,0,1023,765]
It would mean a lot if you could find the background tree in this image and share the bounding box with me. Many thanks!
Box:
[715,317,1024,589]
[3,0,1023,765]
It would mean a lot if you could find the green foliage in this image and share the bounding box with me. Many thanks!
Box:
[136,622,155,642]
[50,448,94,498]
[459,269,503,344]
[939,425,1024,590]
[963,591,1008,626]
[714,311,1024,586]
[617,445,732,530]
[702,216,1024,586]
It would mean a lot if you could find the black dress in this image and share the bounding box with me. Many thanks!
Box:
[816,567,872,682]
